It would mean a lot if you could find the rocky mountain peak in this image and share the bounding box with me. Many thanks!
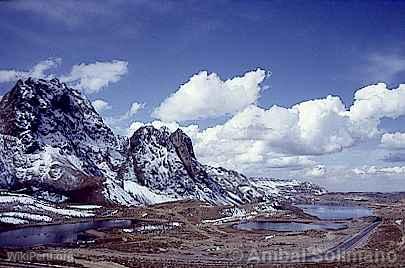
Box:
[129,125,172,149]
[0,78,126,204]
[0,77,116,154]
[170,128,196,159]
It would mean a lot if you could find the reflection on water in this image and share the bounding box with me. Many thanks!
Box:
[0,219,132,249]
[297,204,373,220]
[234,221,347,232]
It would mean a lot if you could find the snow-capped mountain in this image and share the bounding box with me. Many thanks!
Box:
[0,78,129,204]
[0,78,325,207]
[120,126,264,205]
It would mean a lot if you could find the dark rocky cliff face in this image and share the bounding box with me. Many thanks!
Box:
[170,129,197,178]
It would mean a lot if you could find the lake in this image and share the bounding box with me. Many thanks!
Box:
[234,221,347,232]
[297,204,373,220]
[0,219,132,249]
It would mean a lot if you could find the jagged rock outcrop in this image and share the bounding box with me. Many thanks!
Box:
[121,126,257,205]
[170,129,197,177]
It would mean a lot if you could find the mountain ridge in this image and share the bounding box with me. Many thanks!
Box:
[0,78,326,207]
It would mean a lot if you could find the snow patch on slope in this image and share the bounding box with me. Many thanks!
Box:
[0,192,95,225]
[123,180,178,205]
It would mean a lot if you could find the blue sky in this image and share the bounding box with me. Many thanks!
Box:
[1,0,405,191]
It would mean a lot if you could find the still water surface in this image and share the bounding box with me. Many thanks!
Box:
[0,219,132,248]
[297,204,373,220]
[234,221,347,232]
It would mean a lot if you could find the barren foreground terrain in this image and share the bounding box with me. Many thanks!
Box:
[1,193,405,268]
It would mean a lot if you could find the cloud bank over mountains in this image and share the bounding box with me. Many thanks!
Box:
[133,78,405,180]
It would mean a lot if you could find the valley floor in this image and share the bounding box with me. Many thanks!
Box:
[1,193,405,268]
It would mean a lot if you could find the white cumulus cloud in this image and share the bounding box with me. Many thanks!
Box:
[91,99,112,113]
[366,53,405,81]
[60,60,128,94]
[352,165,405,175]
[0,58,61,82]
[128,102,145,117]
[153,68,267,121]
[0,59,128,94]
[381,132,405,150]
[305,165,327,177]
[348,83,405,137]
[189,95,356,172]
[267,156,316,169]
[350,83,405,121]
